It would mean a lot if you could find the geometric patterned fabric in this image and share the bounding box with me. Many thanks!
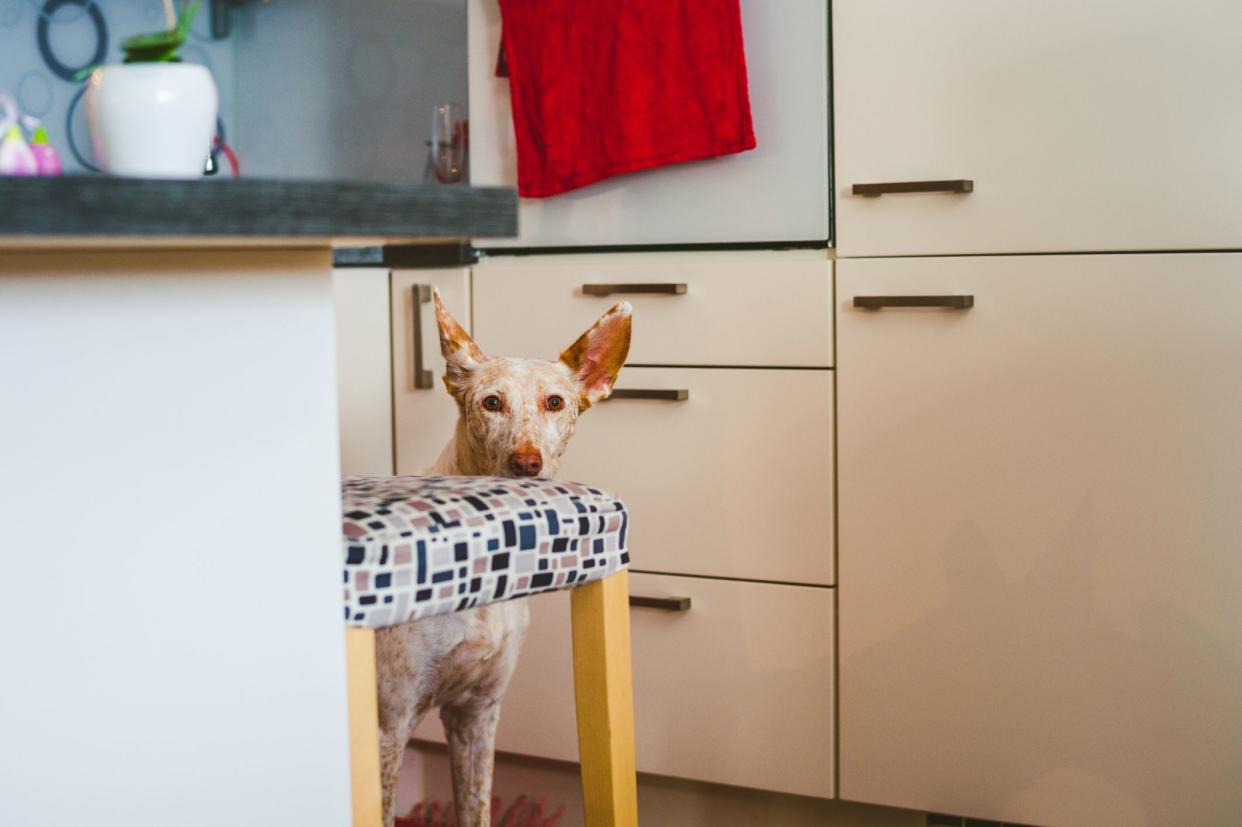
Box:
[342,476,630,628]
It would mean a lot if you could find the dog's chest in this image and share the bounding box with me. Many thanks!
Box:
[394,599,531,711]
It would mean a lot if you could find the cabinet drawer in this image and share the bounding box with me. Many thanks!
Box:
[560,367,834,584]
[834,0,1242,256]
[472,252,833,367]
[415,574,836,799]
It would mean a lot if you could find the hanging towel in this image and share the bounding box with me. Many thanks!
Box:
[497,0,757,198]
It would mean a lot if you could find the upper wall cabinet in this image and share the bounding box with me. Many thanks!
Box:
[833,0,1242,257]
[468,0,830,248]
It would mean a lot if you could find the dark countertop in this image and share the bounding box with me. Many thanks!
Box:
[0,176,516,248]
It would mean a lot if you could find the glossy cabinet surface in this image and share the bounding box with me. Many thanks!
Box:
[333,269,394,476]
[416,573,836,799]
[834,0,1242,256]
[472,251,833,367]
[836,253,1242,826]
[560,367,834,584]
[467,0,830,247]
[440,249,838,800]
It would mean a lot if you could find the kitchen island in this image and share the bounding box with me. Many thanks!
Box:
[0,177,515,827]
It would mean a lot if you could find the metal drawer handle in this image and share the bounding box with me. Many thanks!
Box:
[604,389,689,402]
[411,284,435,389]
[854,295,974,310]
[582,283,687,296]
[852,179,973,197]
[629,595,692,612]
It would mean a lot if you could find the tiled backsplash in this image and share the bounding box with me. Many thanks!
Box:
[0,0,466,180]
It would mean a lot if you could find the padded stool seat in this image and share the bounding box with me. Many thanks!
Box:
[342,475,630,627]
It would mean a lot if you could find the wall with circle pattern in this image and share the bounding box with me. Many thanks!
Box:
[0,0,236,173]
[0,0,466,180]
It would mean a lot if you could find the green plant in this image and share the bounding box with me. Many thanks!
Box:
[121,0,203,63]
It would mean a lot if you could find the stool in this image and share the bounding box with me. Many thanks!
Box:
[340,475,638,827]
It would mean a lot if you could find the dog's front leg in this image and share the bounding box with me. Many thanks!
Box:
[441,701,503,827]
[376,625,431,827]
[380,716,422,827]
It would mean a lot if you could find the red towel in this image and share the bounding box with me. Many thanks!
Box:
[497,0,757,198]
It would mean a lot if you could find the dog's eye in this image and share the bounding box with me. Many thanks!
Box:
[482,395,503,412]
[546,395,564,411]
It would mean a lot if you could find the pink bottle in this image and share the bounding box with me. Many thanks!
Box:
[29,126,62,176]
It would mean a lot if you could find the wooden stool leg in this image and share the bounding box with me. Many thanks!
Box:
[571,570,639,827]
[346,627,383,827]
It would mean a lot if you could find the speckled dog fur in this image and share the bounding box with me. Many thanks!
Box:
[376,291,631,827]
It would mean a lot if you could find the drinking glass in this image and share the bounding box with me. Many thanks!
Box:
[428,101,467,184]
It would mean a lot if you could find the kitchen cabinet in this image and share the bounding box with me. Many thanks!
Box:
[470,251,834,583]
[334,267,471,477]
[467,0,830,247]
[333,269,394,476]
[833,0,1242,257]
[472,251,833,368]
[836,253,1242,826]
[412,250,837,797]
[5,248,357,827]
[417,574,836,799]
[559,367,834,584]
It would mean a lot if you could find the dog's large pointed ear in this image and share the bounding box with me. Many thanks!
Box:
[559,302,632,408]
[434,289,485,398]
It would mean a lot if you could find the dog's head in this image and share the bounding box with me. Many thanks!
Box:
[434,290,631,478]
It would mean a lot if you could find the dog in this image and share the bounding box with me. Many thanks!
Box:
[375,290,632,827]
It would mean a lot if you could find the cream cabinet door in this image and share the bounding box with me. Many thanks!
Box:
[836,254,1242,826]
[415,574,836,799]
[391,268,470,474]
[833,0,1242,256]
[333,269,393,476]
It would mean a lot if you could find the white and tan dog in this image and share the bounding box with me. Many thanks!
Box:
[376,291,632,827]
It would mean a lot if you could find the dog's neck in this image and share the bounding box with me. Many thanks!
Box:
[427,418,482,476]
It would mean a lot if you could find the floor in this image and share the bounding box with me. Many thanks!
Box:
[397,742,926,827]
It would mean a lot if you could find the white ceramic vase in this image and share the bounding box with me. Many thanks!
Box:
[86,63,218,179]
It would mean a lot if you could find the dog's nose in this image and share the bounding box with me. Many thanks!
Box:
[508,450,544,477]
